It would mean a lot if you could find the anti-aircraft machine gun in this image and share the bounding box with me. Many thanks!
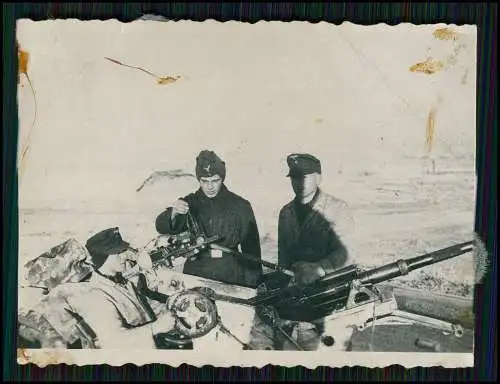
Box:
[122,232,220,279]
[122,212,221,280]
[21,220,471,351]
[107,208,474,351]
[158,240,474,351]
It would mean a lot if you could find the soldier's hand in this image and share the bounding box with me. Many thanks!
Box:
[291,262,326,285]
[144,270,160,291]
[151,309,177,335]
[137,249,153,270]
[171,199,189,217]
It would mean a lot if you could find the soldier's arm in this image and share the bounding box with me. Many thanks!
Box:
[155,208,185,234]
[238,202,263,287]
[240,202,262,260]
[277,209,293,270]
[155,195,191,235]
[319,238,350,272]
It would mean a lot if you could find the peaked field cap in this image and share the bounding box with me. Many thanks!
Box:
[85,227,130,258]
[286,153,322,177]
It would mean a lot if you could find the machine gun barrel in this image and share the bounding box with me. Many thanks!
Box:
[357,240,474,286]
[244,240,474,321]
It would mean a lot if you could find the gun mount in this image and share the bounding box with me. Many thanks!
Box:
[161,240,474,351]
[18,231,474,351]
[245,240,474,323]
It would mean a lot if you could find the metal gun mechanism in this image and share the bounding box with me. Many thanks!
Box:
[148,231,220,269]
[322,281,465,342]
[368,310,465,338]
[167,288,220,339]
[345,280,384,310]
[156,240,473,350]
[165,286,254,349]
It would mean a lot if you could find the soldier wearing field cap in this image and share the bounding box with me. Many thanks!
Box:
[279,153,354,286]
[155,150,263,288]
[271,153,354,351]
[27,228,177,349]
[85,227,134,278]
[248,153,355,351]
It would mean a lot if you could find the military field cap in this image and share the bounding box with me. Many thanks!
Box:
[85,227,130,268]
[286,153,322,177]
[196,150,226,181]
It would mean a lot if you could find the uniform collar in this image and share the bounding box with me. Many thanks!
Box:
[93,269,128,286]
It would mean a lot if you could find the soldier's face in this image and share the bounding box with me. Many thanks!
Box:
[101,252,129,274]
[199,175,222,198]
[290,173,320,199]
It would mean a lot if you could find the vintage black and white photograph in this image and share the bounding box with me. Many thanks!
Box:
[16,20,478,368]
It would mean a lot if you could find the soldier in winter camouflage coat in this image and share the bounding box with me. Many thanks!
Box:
[18,228,176,349]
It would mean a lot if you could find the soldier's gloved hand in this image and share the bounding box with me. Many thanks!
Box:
[291,262,326,285]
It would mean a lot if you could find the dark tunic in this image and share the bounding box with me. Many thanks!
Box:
[155,185,263,288]
[276,189,354,323]
[278,189,353,271]
[293,189,320,227]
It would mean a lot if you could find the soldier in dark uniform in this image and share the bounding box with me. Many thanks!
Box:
[278,153,354,284]
[155,150,263,289]
[249,153,355,351]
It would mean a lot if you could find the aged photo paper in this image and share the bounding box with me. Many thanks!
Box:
[16,19,477,368]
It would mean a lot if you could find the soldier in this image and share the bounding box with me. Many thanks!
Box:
[21,228,177,349]
[278,153,354,284]
[249,153,354,351]
[155,150,263,289]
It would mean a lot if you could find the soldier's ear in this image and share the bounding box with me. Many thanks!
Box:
[316,173,322,185]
